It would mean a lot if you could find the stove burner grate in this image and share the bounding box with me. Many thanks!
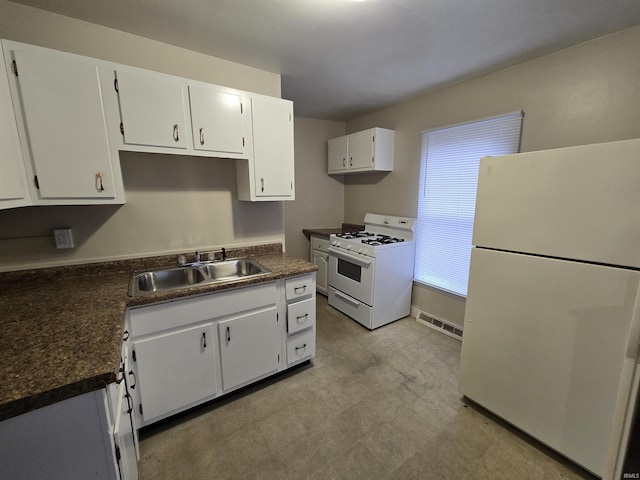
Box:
[361,236,405,246]
[336,231,375,239]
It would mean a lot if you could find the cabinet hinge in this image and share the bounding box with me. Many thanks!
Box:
[139,403,143,416]
[120,122,125,136]
[132,349,136,362]
[33,175,39,190]
[114,77,119,93]
[11,60,18,77]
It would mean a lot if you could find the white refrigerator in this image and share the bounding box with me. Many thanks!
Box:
[459,138,640,479]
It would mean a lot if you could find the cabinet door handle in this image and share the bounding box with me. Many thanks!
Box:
[296,313,309,323]
[199,127,205,145]
[349,157,353,167]
[128,369,136,390]
[125,392,133,415]
[343,157,346,167]
[226,326,231,343]
[202,331,207,350]
[96,171,104,192]
[261,178,265,192]
[173,124,180,142]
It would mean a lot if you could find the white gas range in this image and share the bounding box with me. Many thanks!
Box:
[327,213,416,330]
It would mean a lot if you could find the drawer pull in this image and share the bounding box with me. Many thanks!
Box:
[128,370,136,390]
[295,344,307,352]
[294,285,307,293]
[202,332,207,350]
[296,314,309,323]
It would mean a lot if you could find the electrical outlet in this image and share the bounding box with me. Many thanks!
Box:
[53,228,74,249]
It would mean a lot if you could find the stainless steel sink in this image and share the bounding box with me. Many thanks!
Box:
[129,257,271,296]
[199,258,268,281]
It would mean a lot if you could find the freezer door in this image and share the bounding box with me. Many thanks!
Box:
[473,138,640,269]
[459,248,640,477]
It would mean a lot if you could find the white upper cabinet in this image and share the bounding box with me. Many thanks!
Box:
[115,68,189,150]
[3,41,122,203]
[328,127,394,174]
[237,94,295,201]
[327,135,348,172]
[0,47,29,210]
[188,85,246,156]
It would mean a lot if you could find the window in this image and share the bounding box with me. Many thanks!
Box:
[414,112,523,296]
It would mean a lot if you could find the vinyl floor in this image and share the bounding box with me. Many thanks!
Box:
[137,294,596,480]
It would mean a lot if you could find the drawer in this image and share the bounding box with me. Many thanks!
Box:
[311,235,331,253]
[286,328,315,365]
[285,274,315,301]
[287,297,316,334]
[129,282,277,337]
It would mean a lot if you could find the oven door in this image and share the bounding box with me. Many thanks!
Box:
[328,247,374,305]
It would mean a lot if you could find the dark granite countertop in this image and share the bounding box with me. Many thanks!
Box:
[302,223,364,239]
[0,243,316,422]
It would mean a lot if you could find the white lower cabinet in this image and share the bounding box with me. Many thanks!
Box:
[0,389,130,480]
[127,278,315,430]
[133,323,217,425]
[285,274,317,366]
[310,235,330,295]
[218,307,280,391]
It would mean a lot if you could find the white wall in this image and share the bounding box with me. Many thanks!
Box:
[344,25,640,326]
[0,1,284,271]
[284,117,345,261]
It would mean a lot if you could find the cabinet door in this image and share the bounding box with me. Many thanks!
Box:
[218,307,280,391]
[116,69,188,149]
[0,56,29,208]
[112,374,138,480]
[347,129,374,170]
[313,250,329,294]
[189,85,245,155]
[9,46,116,199]
[134,323,216,424]
[251,95,294,197]
[328,136,348,173]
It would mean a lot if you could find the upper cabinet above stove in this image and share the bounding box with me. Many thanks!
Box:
[328,127,394,175]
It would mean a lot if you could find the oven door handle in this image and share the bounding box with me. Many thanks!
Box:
[334,290,361,307]
[328,247,372,267]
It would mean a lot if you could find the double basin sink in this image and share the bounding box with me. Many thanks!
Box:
[129,258,271,296]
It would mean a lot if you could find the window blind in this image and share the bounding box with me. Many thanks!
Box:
[414,112,523,296]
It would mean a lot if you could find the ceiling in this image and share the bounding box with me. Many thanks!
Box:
[9,0,640,121]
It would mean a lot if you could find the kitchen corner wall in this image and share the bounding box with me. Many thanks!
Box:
[0,1,284,271]
[343,25,640,327]
[284,117,346,261]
